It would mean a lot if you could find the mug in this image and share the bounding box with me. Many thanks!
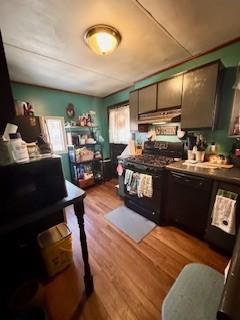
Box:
[196,151,205,162]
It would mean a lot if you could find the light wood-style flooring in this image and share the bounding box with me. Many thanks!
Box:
[44,180,228,320]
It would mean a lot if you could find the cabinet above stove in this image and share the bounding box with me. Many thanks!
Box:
[129,60,223,131]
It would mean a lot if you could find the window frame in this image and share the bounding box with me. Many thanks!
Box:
[40,116,67,154]
[108,101,130,144]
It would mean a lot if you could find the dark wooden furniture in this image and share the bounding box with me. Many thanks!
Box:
[0,156,67,219]
[157,75,183,110]
[129,90,138,131]
[138,83,157,114]
[0,180,93,296]
[181,61,222,130]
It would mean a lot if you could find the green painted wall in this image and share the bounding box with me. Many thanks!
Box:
[11,83,108,180]
[9,41,240,178]
[104,41,240,154]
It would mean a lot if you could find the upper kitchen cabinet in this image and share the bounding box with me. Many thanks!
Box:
[181,61,222,130]
[157,75,183,110]
[129,90,138,131]
[138,84,157,114]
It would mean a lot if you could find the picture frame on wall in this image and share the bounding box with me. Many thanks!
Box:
[155,126,177,136]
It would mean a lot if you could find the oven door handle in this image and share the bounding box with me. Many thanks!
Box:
[150,175,160,179]
[124,169,161,179]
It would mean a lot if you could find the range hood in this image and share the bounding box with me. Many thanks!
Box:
[138,108,181,125]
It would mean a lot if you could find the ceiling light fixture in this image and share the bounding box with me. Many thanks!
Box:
[84,25,121,56]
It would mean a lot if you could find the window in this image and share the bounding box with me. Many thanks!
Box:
[42,116,67,153]
[109,104,130,144]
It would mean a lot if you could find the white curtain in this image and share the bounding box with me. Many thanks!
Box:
[109,105,130,144]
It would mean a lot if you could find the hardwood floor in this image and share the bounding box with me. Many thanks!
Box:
[44,180,228,320]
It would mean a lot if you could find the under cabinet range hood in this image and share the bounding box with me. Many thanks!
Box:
[138,108,181,125]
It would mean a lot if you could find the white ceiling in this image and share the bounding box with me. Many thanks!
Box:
[0,0,240,97]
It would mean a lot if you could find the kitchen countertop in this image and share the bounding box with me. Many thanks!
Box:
[166,161,240,185]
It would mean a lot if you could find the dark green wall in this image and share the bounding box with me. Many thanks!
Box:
[11,83,108,180]
[103,41,240,154]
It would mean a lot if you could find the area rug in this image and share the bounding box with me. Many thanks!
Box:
[105,206,156,243]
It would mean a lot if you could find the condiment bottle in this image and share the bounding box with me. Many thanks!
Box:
[9,133,29,163]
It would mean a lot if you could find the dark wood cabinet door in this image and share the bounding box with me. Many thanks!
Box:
[129,91,138,131]
[138,84,157,114]
[157,75,183,110]
[181,62,221,130]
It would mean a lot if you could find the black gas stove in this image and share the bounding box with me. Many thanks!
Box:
[123,141,184,224]
[124,141,183,171]
[125,154,175,168]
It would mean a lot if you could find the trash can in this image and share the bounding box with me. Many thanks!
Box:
[37,223,73,277]
[102,158,112,181]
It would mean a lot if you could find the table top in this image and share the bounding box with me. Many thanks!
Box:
[0,180,86,237]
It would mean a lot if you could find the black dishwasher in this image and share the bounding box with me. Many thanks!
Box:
[166,171,212,237]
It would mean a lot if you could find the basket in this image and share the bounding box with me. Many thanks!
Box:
[76,153,94,162]
[79,177,94,188]
[37,223,73,277]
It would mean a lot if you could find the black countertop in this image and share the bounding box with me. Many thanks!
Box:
[166,161,240,185]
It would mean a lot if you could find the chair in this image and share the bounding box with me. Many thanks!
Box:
[162,229,240,320]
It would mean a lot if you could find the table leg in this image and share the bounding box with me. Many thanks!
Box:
[74,201,94,296]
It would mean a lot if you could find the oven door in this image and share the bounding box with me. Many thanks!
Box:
[123,163,165,224]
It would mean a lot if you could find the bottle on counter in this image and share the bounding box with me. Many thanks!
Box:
[9,132,29,163]
[208,142,218,163]
[0,136,14,165]
[210,142,217,154]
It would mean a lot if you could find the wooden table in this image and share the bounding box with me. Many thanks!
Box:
[0,180,94,296]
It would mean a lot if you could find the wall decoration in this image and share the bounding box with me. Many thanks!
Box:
[66,103,75,119]
[15,100,34,116]
[155,126,177,136]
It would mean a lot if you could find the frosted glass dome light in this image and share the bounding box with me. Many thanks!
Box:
[84,25,121,55]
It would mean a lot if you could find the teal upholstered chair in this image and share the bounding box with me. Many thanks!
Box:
[162,229,240,320]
